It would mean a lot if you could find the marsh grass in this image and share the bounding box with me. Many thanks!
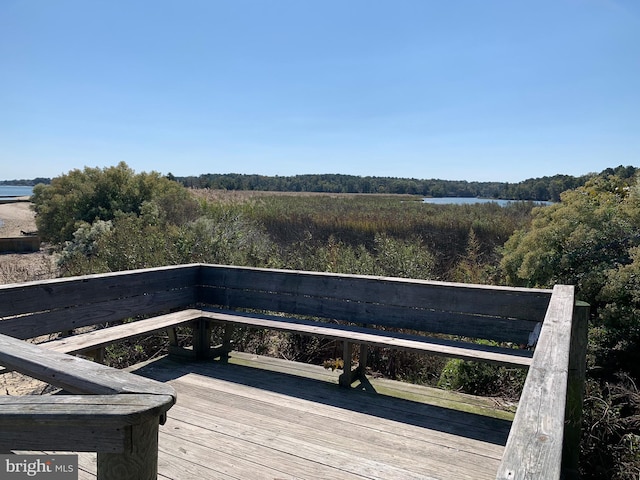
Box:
[193,189,535,281]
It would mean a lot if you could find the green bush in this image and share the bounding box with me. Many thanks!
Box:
[32,162,199,244]
[437,358,525,399]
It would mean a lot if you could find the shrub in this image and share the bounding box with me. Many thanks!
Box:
[437,358,526,399]
[32,162,199,244]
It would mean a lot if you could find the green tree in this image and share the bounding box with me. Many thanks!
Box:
[501,175,638,298]
[32,162,199,244]
[500,173,640,479]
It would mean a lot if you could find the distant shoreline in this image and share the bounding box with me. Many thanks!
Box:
[0,196,31,205]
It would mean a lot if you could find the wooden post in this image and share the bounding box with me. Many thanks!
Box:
[358,343,368,376]
[339,342,367,387]
[167,327,179,348]
[339,341,354,387]
[90,347,105,364]
[562,300,589,479]
[97,417,160,480]
[193,319,212,360]
[219,324,234,362]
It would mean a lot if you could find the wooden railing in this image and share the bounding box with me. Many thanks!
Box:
[0,264,587,479]
[495,286,588,480]
[0,333,176,480]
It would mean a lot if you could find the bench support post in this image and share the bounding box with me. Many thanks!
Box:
[97,417,160,480]
[193,319,212,360]
[89,347,105,364]
[167,327,180,349]
[210,324,234,362]
[339,342,368,387]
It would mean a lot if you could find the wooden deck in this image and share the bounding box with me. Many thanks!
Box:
[70,352,513,480]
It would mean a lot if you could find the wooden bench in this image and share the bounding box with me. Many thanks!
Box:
[194,265,549,386]
[41,309,205,360]
[1,264,547,387]
[0,264,587,479]
[36,306,534,385]
[197,308,534,386]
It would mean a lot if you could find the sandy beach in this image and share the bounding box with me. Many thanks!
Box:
[0,198,57,287]
[0,198,37,236]
[0,199,60,395]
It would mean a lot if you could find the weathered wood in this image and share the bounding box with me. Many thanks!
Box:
[201,308,534,368]
[42,309,202,354]
[496,285,575,480]
[199,264,551,318]
[192,318,212,360]
[151,357,509,480]
[562,300,589,479]
[0,264,579,480]
[0,333,177,398]
[202,285,542,344]
[0,394,172,452]
[0,331,174,480]
[339,342,369,386]
[0,235,40,253]
[97,417,160,480]
[198,265,551,343]
[0,264,199,318]
[0,290,196,340]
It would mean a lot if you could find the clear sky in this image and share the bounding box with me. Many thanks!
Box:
[1,0,638,182]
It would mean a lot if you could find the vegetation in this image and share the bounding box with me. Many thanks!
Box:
[12,164,637,200]
[502,172,640,479]
[175,171,599,201]
[27,162,640,478]
[0,178,50,187]
[31,162,200,244]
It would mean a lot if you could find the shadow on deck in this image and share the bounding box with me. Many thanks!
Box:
[79,352,512,479]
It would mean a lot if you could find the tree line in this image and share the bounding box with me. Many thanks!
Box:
[170,166,635,201]
[6,165,637,202]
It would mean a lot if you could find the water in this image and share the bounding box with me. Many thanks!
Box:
[0,185,34,199]
[0,186,34,229]
[422,197,553,206]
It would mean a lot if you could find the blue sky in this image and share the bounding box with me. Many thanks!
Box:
[1,0,638,182]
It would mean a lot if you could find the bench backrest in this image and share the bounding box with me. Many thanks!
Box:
[0,264,199,339]
[0,263,552,346]
[198,264,552,346]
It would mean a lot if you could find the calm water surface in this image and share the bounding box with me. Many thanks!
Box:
[0,185,34,199]
[423,197,553,206]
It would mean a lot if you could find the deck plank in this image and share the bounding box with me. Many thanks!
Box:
[38,353,511,479]
[169,380,499,479]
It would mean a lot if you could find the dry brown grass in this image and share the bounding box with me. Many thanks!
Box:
[0,252,58,285]
[189,188,412,203]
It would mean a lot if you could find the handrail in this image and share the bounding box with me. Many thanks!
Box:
[0,333,176,480]
[495,285,584,480]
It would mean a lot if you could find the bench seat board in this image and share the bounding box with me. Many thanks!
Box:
[42,309,203,354]
[200,309,533,368]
